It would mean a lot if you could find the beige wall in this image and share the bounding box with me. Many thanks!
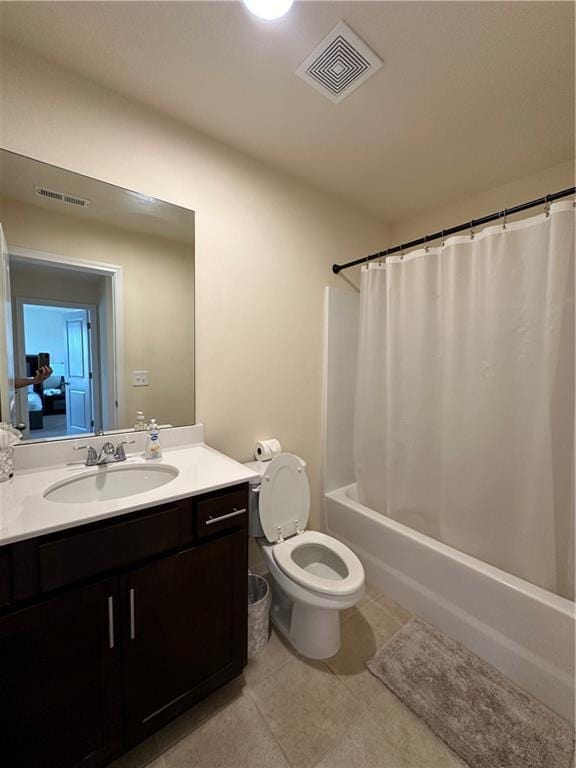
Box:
[390,160,575,244]
[1,195,195,430]
[0,41,388,528]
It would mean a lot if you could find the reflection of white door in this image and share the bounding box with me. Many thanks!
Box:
[0,226,16,425]
[64,310,92,434]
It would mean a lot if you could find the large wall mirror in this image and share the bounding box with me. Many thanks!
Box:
[0,149,195,442]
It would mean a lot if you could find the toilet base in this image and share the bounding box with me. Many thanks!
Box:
[270,580,341,659]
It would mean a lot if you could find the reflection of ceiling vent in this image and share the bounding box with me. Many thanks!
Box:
[35,186,90,208]
[296,21,383,104]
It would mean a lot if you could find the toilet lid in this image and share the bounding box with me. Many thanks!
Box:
[259,453,310,543]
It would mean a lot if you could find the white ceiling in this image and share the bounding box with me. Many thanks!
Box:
[1,1,573,222]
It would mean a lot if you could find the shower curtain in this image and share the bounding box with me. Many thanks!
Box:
[354,201,574,596]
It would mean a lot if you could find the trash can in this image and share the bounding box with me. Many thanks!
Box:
[248,572,271,659]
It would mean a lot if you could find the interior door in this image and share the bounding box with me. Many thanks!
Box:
[122,531,247,746]
[64,310,93,434]
[0,225,15,425]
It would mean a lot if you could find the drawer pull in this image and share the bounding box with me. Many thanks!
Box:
[108,596,115,649]
[205,507,246,526]
[129,588,136,640]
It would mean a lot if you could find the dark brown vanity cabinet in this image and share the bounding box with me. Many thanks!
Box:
[0,484,248,768]
[0,578,122,768]
[122,531,247,745]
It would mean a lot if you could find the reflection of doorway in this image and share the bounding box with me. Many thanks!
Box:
[8,248,124,441]
[17,301,100,439]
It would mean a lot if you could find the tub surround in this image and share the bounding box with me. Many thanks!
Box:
[0,424,259,544]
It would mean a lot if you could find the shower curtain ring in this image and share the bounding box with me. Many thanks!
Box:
[400,245,405,261]
[544,194,551,218]
[501,209,507,230]
[424,235,429,253]
[441,230,446,248]
[470,219,475,240]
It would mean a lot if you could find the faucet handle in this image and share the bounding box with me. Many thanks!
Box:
[73,444,97,466]
[114,440,135,461]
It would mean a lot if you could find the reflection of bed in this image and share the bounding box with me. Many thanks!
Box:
[27,390,43,430]
[43,381,66,415]
[25,355,67,429]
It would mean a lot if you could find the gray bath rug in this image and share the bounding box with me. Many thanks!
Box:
[367,617,574,768]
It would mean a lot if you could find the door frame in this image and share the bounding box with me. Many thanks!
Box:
[15,297,102,439]
[9,245,125,432]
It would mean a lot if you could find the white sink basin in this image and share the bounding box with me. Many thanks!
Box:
[44,463,180,503]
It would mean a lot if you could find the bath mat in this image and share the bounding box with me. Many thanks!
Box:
[367,617,574,768]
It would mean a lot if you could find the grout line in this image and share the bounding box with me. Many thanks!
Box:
[245,629,300,691]
[247,651,295,691]
[246,686,295,767]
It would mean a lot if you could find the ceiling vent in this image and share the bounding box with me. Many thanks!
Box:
[35,186,90,208]
[296,21,382,104]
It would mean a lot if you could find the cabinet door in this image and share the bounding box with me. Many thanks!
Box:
[0,578,122,768]
[122,530,247,745]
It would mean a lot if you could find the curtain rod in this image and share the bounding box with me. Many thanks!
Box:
[332,186,576,274]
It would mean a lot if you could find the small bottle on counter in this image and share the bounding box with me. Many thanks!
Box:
[145,419,162,460]
[134,411,147,431]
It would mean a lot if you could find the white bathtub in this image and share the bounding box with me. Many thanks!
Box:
[324,482,575,722]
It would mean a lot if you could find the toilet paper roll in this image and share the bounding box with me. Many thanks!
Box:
[254,439,282,462]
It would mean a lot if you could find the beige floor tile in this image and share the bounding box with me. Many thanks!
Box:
[357,599,405,643]
[368,688,467,768]
[107,736,162,768]
[251,654,361,768]
[325,640,387,706]
[244,627,294,688]
[155,677,245,752]
[314,711,422,768]
[162,688,289,768]
[336,600,403,666]
[327,593,397,705]
[341,582,382,623]
[373,593,412,625]
[365,582,382,601]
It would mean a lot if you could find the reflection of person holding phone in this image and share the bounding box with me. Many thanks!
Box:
[15,365,53,390]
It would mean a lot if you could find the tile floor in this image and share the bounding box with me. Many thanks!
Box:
[108,584,467,768]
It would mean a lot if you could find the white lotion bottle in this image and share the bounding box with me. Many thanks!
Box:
[145,419,162,460]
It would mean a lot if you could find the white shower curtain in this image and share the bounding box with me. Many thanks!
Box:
[354,201,574,596]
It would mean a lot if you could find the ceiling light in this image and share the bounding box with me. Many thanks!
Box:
[242,0,294,21]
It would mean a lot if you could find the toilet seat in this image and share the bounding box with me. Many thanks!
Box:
[258,453,310,543]
[272,531,364,597]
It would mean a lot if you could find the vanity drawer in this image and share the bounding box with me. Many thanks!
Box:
[38,500,194,593]
[196,486,248,540]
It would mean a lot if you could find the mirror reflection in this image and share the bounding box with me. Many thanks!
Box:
[0,150,195,442]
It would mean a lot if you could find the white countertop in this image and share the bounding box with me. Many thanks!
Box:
[0,438,259,546]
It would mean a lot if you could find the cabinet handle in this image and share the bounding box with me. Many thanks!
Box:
[205,507,246,526]
[129,588,136,640]
[107,596,115,649]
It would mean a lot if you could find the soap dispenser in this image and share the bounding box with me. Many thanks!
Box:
[145,418,162,460]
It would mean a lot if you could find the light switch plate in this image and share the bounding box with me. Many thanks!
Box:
[132,370,149,387]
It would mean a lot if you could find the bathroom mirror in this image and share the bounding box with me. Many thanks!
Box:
[0,149,195,442]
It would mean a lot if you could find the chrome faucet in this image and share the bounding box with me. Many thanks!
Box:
[74,439,135,467]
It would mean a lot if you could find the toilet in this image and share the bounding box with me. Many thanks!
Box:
[246,453,365,659]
